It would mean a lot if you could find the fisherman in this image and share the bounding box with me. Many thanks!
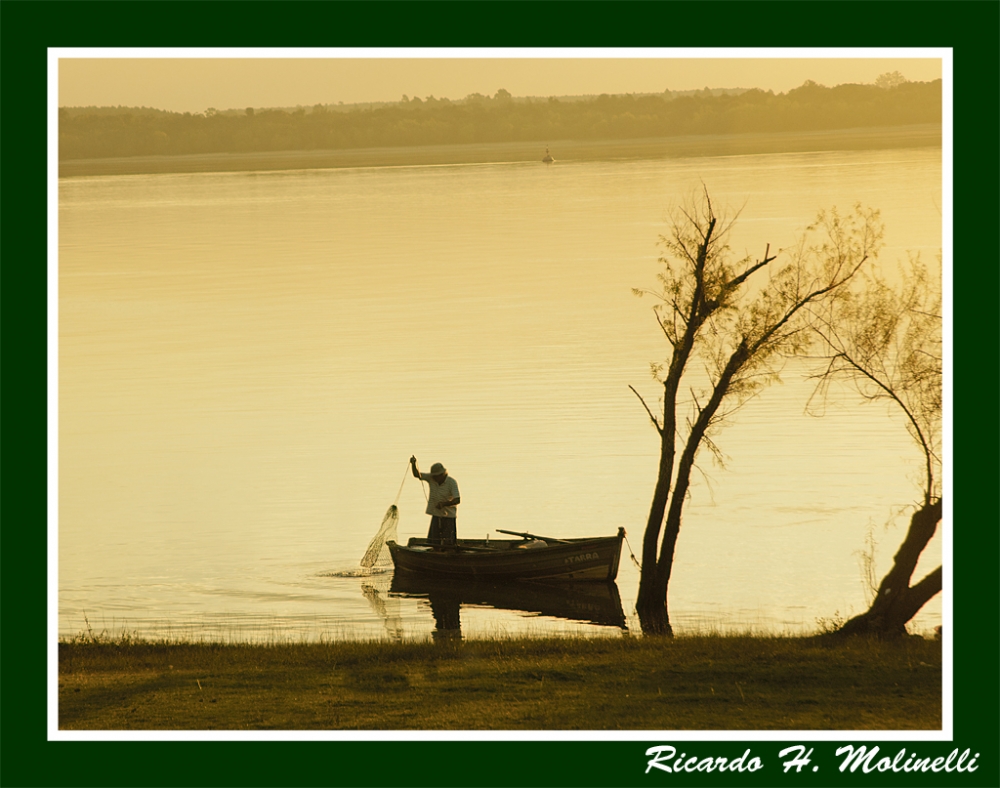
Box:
[410,456,460,547]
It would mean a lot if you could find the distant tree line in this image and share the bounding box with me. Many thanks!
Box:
[59,79,941,160]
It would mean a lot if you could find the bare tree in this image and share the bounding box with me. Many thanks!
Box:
[632,189,883,634]
[809,258,942,637]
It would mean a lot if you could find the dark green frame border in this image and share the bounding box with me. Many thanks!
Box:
[2,2,997,786]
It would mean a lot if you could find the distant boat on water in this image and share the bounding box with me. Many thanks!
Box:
[542,147,554,164]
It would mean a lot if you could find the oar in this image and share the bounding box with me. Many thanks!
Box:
[496,529,570,544]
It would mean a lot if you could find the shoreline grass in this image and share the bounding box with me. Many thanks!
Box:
[59,124,941,178]
[58,633,941,731]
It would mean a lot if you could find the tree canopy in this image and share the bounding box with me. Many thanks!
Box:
[632,191,883,634]
[808,258,943,637]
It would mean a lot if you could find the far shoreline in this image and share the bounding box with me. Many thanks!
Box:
[59,123,941,178]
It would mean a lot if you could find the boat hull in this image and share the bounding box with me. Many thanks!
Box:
[387,530,624,582]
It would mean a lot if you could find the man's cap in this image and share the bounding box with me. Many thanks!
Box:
[430,462,447,475]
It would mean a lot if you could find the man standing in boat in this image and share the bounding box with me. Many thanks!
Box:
[410,456,460,547]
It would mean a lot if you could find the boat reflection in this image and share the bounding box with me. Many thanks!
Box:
[389,573,628,638]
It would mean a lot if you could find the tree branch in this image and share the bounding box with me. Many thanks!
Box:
[723,244,776,295]
[826,350,935,500]
[653,308,675,347]
[629,385,663,436]
[898,565,943,624]
[749,253,870,358]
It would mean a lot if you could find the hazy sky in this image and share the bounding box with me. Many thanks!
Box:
[58,54,943,112]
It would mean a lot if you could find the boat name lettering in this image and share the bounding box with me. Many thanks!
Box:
[564,552,599,565]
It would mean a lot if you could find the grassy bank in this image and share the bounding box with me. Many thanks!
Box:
[58,124,941,178]
[58,634,941,731]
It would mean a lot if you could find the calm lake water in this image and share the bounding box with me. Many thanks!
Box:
[58,145,943,641]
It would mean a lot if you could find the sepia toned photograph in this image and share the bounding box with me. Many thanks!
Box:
[54,51,946,736]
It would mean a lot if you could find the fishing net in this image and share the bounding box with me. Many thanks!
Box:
[355,460,428,574]
[360,504,399,571]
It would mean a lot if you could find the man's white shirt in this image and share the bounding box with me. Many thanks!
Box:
[419,473,460,517]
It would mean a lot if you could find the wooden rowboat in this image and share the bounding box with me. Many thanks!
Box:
[387,527,625,582]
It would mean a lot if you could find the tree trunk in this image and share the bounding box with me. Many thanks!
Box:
[635,467,674,636]
[835,499,943,638]
[636,429,675,635]
[636,411,675,616]
[636,601,673,636]
[636,338,748,637]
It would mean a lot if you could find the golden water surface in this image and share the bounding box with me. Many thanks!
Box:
[59,147,943,640]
